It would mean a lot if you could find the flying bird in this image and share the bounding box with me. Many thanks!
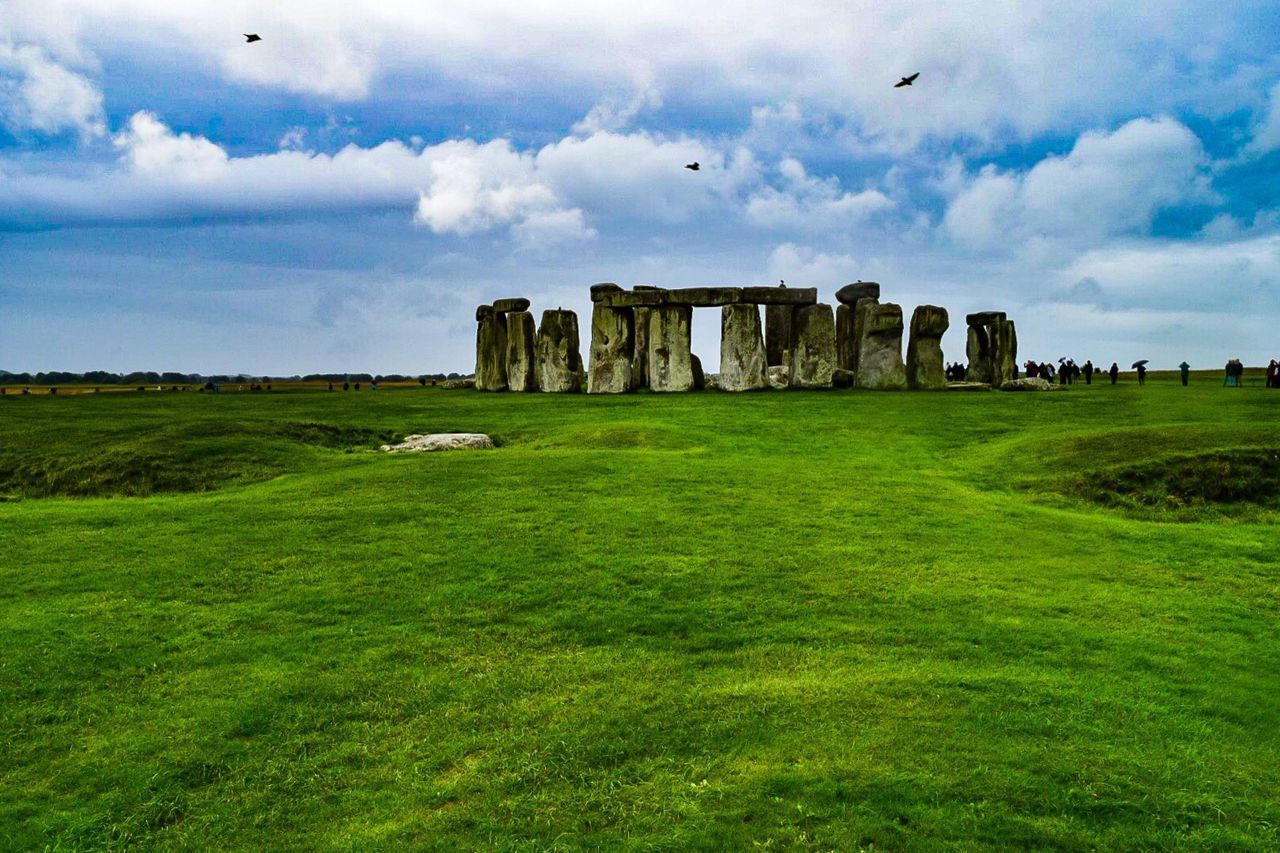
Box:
[685,161,700,171]
[244,33,262,43]
[894,72,919,88]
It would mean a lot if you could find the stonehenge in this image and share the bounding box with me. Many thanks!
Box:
[535,309,584,392]
[505,311,538,392]
[906,305,949,390]
[789,303,837,389]
[856,303,908,390]
[965,311,1017,386]
[472,283,1016,395]
[719,304,768,391]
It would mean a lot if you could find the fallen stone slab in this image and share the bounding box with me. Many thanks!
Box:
[442,377,476,390]
[1000,377,1063,391]
[597,286,818,308]
[835,281,881,305]
[946,382,991,391]
[492,297,531,313]
[381,433,494,452]
[965,311,1007,326]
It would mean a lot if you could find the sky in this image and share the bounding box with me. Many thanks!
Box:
[2,1,1279,375]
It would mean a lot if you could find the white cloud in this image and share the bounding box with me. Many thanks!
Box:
[766,243,860,288]
[944,117,1214,252]
[1,1,1275,145]
[1245,80,1280,156]
[0,42,104,139]
[746,157,892,231]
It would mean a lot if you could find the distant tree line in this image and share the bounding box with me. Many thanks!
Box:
[0,370,468,386]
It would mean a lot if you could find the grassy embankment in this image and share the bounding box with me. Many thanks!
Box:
[1,377,1278,848]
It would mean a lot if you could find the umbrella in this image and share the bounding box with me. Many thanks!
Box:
[1131,359,1149,368]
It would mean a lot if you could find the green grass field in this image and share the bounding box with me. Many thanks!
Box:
[2,377,1278,849]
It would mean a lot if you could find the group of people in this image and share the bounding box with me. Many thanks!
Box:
[1268,360,1280,388]
[1224,359,1245,387]
[1023,358,1124,385]
[944,363,968,382]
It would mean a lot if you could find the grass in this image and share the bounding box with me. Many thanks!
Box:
[1,377,1278,849]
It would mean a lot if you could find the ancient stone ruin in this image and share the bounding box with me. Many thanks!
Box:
[965,311,1018,387]
[474,282,1014,393]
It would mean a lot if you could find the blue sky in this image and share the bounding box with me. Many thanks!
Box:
[2,1,1279,374]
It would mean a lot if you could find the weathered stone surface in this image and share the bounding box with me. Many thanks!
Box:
[765,302,794,367]
[835,281,881,305]
[492,297,531,313]
[648,305,695,392]
[442,377,476,390]
[476,304,494,321]
[587,305,634,394]
[989,319,1018,386]
[856,303,907,390]
[767,365,789,389]
[906,305,949,390]
[836,304,858,372]
[1000,377,1057,391]
[691,354,706,390]
[631,306,651,389]
[475,312,508,391]
[590,282,623,301]
[598,286,818,308]
[505,311,538,392]
[719,303,768,391]
[535,310,584,393]
[946,381,991,391]
[853,297,880,377]
[966,324,993,384]
[703,373,722,390]
[381,433,494,452]
[965,311,1006,327]
[789,303,837,389]
[832,368,856,388]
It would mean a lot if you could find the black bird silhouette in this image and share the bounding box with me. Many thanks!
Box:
[894,72,919,88]
[244,33,262,43]
[685,161,700,171]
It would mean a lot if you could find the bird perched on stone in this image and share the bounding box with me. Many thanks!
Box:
[244,33,262,43]
[685,162,700,171]
[894,72,919,88]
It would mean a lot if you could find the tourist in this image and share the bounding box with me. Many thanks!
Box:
[1137,363,1147,385]
[1083,360,1094,384]
[1266,360,1278,388]
[1108,363,1119,384]
[1179,361,1190,386]
[343,381,350,391]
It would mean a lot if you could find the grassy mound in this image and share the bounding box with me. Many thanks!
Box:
[1067,449,1280,513]
[0,419,394,499]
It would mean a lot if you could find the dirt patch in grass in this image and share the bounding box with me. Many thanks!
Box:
[1063,449,1280,516]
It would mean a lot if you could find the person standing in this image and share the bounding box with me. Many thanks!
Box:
[1109,362,1119,384]
[1137,363,1147,385]
[1083,360,1094,384]
[1179,361,1190,386]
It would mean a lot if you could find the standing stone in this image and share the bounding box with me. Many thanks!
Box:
[691,354,706,390]
[989,319,1018,386]
[475,308,508,391]
[648,305,695,392]
[631,287,661,389]
[856,303,907,390]
[535,309,584,393]
[906,305,949,390]
[966,324,993,384]
[719,303,768,391]
[835,304,862,373]
[851,297,880,378]
[765,288,794,367]
[789,303,837,389]
[587,305,634,394]
[505,310,538,392]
